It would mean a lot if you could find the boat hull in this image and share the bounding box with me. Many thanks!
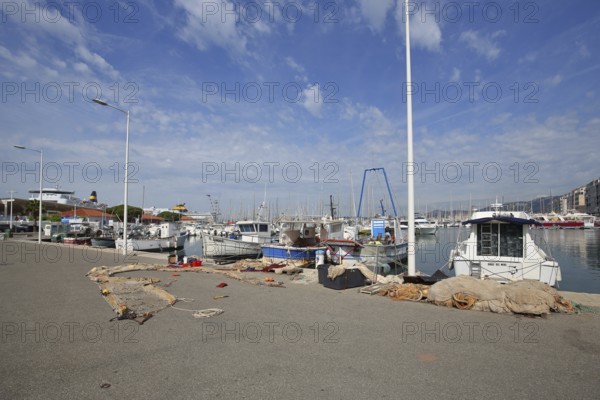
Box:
[91,237,116,248]
[360,242,408,264]
[202,235,262,260]
[323,239,408,266]
[539,221,583,229]
[416,226,438,235]
[63,236,91,245]
[261,244,326,264]
[452,256,561,287]
[116,234,186,252]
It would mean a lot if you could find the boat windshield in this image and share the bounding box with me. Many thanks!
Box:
[238,223,269,233]
[238,224,256,233]
[477,223,523,257]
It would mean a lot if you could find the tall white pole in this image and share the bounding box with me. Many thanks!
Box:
[38,150,43,244]
[9,191,16,230]
[405,0,416,276]
[92,99,130,256]
[123,110,130,256]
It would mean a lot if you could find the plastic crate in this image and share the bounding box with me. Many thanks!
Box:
[322,267,365,290]
[317,264,328,284]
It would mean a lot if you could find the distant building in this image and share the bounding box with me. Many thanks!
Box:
[561,185,587,213]
[585,178,600,216]
[59,209,115,225]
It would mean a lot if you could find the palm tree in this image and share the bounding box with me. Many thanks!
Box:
[25,200,43,232]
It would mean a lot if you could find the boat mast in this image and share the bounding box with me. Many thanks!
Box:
[405,0,416,276]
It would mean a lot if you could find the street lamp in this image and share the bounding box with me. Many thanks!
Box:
[93,98,130,255]
[7,190,17,230]
[14,145,43,244]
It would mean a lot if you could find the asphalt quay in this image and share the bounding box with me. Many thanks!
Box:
[1,239,599,400]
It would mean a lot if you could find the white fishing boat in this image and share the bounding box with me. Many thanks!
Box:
[202,220,272,261]
[116,222,187,252]
[323,218,407,271]
[449,203,562,286]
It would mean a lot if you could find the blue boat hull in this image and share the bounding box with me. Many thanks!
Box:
[261,245,326,263]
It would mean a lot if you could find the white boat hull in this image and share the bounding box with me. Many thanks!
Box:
[116,234,186,252]
[415,225,438,235]
[357,243,408,265]
[452,256,561,287]
[323,240,408,266]
[202,235,262,260]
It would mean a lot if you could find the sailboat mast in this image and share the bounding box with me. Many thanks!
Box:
[405,0,416,276]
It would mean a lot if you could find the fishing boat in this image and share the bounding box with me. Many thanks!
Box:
[91,236,116,248]
[449,203,561,286]
[322,218,407,272]
[261,220,327,265]
[202,220,272,261]
[339,168,408,272]
[62,232,92,245]
[116,222,187,252]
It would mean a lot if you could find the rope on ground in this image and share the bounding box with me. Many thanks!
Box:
[193,309,225,318]
[170,298,224,318]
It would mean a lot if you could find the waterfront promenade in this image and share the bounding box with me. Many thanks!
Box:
[1,240,599,399]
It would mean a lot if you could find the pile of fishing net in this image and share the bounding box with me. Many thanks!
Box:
[426,276,575,315]
[326,264,403,285]
[380,283,430,301]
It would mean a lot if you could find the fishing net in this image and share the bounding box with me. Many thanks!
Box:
[427,276,576,315]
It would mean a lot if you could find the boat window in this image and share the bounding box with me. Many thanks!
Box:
[499,224,523,257]
[477,224,498,256]
[239,224,253,233]
[476,223,523,257]
[259,224,269,232]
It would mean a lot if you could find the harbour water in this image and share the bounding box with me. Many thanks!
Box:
[179,228,600,294]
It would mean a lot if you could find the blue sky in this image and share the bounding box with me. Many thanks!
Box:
[1,0,599,218]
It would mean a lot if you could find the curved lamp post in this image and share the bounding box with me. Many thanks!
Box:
[92,98,130,256]
[14,145,43,243]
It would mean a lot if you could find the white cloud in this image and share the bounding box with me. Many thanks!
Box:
[459,30,505,61]
[450,67,461,82]
[395,6,442,52]
[518,52,537,64]
[491,113,512,125]
[576,41,591,58]
[73,62,91,74]
[75,46,120,80]
[359,106,394,136]
[285,56,308,82]
[174,0,271,56]
[357,0,394,33]
[545,74,563,87]
[301,83,323,117]
[410,16,442,52]
[0,46,37,69]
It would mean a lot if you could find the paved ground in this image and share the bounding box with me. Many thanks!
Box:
[1,240,599,399]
